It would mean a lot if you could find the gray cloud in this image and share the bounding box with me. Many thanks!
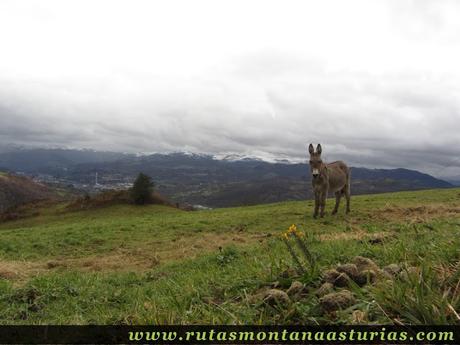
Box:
[1,65,459,179]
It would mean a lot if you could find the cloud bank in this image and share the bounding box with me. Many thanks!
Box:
[0,0,459,177]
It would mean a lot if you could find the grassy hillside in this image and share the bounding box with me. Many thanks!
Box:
[0,173,59,214]
[0,188,459,324]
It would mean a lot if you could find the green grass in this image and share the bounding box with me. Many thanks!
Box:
[0,188,459,324]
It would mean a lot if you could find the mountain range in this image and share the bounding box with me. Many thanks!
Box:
[0,148,453,208]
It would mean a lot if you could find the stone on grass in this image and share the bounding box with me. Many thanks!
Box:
[399,266,421,281]
[351,310,367,324]
[286,281,305,297]
[383,264,401,276]
[280,267,298,279]
[247,288,269,304]
[355,269,377,286]
[315,282,334,297]
[336,263,359,280]
[334,272,352,287]
[323,269,351,287]
[352,256,380,272]
[262,289,291,307]
[320,290,356,312]
[323,269,341,284]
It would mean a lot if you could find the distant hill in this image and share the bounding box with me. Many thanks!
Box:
[0,173,57,213]
[445,177,460,186]
[71,153,452,207]
[0,149,452,208]
[0,148,132,173]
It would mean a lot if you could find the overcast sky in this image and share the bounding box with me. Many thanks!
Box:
[0,0,459,177]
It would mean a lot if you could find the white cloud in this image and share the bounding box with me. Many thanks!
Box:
[0,0,459,177]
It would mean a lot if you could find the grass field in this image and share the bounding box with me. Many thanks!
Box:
[0,188,459,324]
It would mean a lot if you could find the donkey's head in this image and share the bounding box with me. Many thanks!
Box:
[308,143,323,178]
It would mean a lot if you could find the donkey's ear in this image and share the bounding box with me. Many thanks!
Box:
[316,144,322,155]
[308,143,315,155]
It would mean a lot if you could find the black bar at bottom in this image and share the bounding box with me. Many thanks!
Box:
[0,325,458,344]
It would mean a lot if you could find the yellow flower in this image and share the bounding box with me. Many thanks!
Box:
[282,224,303,240]
[287,224,297,234]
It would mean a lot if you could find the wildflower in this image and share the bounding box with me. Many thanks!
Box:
[280,223,315,273]
[288,224,297,234]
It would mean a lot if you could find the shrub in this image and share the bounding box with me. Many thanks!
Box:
[131,173,154,205]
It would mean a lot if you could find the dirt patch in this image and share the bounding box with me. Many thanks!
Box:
[375,204,460,222]
[318,229,390,242]
[61,250,161,272]
[159,232,260,261]
[0,260,45,282]
[0,250,162,284]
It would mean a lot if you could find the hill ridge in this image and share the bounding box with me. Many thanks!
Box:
[0,149,452,208]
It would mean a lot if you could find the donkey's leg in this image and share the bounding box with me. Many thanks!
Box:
[313,191,320,218]
[332,191,342,215]
[345,182,351,214]
[320,189,328,218]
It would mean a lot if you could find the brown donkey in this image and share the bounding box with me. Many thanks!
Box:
[308,143,350,218]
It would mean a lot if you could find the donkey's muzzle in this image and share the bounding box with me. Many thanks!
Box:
[312,169,320,177]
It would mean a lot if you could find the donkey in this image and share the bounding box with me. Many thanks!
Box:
[308,143,350,218]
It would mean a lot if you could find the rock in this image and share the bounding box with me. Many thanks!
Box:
[320,290,356,312]
[383,264,401,276]
[270,281,280,288]
[351,310,367,324]
[355,269,377,286]
[280,267,298,279]
[399,266,421,281]
[336,263,359,280]
[315,282,334,297]
[352,256,380,272]
[323,269,351,287]
[381,271,394,280]
[335,272,352,287]
[247,288,270,304]
[383,279,394,286]
[323,269,341,284]
[263,289,291,307]
[286,281,305,297]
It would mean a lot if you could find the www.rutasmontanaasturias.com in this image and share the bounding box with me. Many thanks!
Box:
[127,328,455,343]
